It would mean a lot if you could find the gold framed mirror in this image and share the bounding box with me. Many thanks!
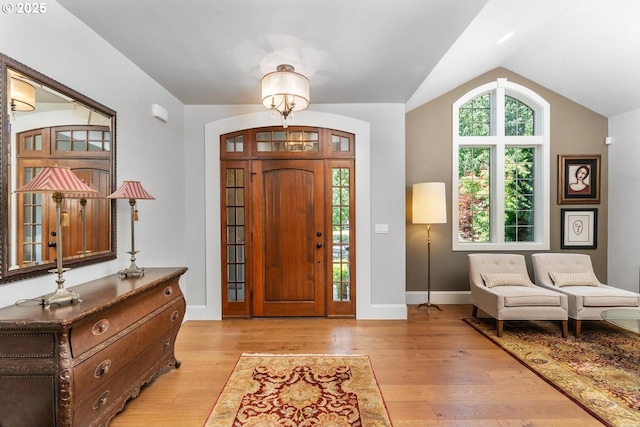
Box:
[1,53,117,283]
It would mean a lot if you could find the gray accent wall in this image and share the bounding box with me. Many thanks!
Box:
[406,68,608,293]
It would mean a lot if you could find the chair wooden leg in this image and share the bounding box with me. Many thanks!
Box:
[471,305,478,317]
[496,319,504,337]
[574,319,582,338]
[561,320,568,338]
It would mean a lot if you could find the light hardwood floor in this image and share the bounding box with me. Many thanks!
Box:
[109,304,603,427]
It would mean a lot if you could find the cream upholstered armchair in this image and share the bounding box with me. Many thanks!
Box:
[469,254,568,337]
[531,253,640,337]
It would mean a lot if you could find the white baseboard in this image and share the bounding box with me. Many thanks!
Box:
[405,291,471,305]
[359,304,407,319]
[185,292,471,321]
[184,304,219,321]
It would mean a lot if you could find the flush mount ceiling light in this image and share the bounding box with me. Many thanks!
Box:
[10,77,36,111]
[261,64,309,128]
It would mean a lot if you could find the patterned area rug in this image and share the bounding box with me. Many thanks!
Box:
[464,317,640,427]
[204,354,392,426]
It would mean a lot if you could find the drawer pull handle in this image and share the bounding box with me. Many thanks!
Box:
[171,310,180,322]
[164,286,173,297]
[92,319,109,335]
[94,359,112,378]
[93,390,110,410]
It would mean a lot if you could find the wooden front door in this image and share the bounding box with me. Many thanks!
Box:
[220,126,356,318]
[251,159,326,316]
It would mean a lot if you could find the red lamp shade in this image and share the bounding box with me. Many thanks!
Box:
[15,166,98,195]
[66,181,102,200]
[108,181,155,200]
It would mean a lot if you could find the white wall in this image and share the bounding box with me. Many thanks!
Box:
[0,3,407,319]
[0,1,186,307]
[608,107,640,292]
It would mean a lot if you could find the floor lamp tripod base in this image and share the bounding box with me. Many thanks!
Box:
[417,301,442,313]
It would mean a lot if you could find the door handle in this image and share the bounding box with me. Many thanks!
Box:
[316,242,323,248]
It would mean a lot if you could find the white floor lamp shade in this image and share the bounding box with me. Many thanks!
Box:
[412,182,447,225]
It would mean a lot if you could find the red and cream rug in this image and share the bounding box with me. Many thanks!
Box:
[204,354,392,426]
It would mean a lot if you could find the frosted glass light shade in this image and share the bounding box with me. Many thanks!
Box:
[10,77,36,111]
[261,65,309,116]
[412,182,447,224]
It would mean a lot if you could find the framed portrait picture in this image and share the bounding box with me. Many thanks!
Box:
[561,208,597,249]
[558,154,601,204]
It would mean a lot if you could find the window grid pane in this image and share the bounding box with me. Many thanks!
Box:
[22,167,43,266]
[459,94,490,136]
[225,135,244,153]
[256,130,319,152]
[55,127,110,152]
[458,147,490,242]
[225,168,245,302]
[331,135,350,152]
[332,167,350,301]
[505,96,535,136]
[504,147,535,242]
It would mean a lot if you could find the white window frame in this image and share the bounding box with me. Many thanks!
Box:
[452,78,550,251]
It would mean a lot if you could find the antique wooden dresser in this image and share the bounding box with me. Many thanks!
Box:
[0,267,187,427]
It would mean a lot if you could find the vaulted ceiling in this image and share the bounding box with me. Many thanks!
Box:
[58,0,640,117]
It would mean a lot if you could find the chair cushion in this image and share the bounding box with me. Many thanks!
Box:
[481,273,533,288]
[557,286,640,307]
[493,286,564,307]
[549,271,601,287]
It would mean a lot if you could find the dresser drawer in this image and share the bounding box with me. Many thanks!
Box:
[72,327,181,427]
[0,333,55,358]
[73,297,185,402]
[69,279,182,357]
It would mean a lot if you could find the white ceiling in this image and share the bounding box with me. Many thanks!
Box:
[58,0,640,118]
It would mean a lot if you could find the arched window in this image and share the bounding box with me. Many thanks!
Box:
[452,78,550,251]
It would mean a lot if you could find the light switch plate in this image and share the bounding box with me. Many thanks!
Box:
[375,224,389,234]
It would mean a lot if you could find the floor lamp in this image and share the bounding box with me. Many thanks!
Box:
[108,181,155,278]
[14,166,98,308]
[412,182,447,314]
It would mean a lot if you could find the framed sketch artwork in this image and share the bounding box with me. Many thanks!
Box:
[558,154,601,204]
[561,208,597,249]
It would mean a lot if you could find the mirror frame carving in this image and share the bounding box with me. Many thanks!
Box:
[0,53,117,284]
